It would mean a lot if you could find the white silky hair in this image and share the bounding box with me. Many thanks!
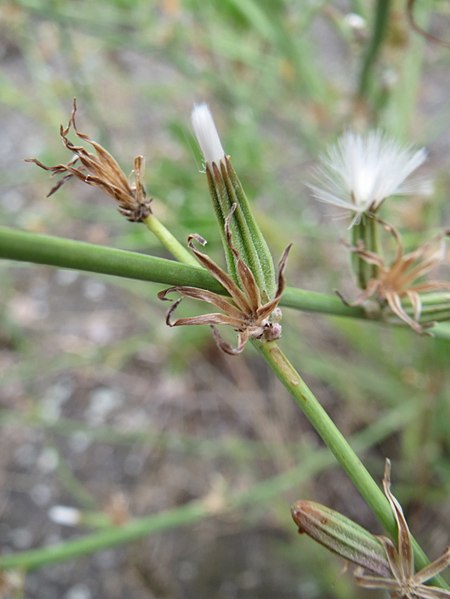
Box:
[191,103,225,165]
[308,130,432,223]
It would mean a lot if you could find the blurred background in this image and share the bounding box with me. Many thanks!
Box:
[0,1,449,597]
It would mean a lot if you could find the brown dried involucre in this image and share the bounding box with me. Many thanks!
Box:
[347,223,450,333]
[26,99,152,222]
[159,204,291,355]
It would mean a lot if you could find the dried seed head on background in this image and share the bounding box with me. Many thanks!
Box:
[159,204,291,355]
[26,99,152,222]
[343,224,450,333]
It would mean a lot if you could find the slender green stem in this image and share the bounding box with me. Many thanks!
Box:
[367,215,379,280]
[0,226,449,336]
[351,215,380,289]
[351,218,370,289]
[382,0,430,139]
[143,214,198,267]
[281,287,364,318]
[258,340,394,528]
[0,499,209,571]
[358,0,391,99]
[0,398,430,573]
[0,225,216,290]
[256,340,448,588]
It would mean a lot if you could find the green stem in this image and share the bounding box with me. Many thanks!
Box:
[0,398,430,572]
[0,499,209,571]
[143,214,198,267]
[351,215,379,289]
[367,215,379,280]
[0,226,449,336]
[256,340,448,588]
[357,0,391,100]
[352,220,369,289]
[0,225,215,291]
[258,341,393,527]
[281,287,364,318]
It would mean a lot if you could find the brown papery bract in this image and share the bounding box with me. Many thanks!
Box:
[159,204,291,355]
[342,223,450,333]
[26,99,152,222]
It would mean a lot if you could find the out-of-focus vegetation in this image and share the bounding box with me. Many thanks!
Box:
[0,1,449,597]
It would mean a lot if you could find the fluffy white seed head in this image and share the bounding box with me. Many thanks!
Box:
[309,130,432,224]
[191,103,225,165]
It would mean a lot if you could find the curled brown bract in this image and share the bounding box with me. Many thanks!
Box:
[26,99,152,222]
[159,204,291,355]
[342,223,450,334]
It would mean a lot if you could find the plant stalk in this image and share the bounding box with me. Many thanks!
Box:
[256,339,448,588]
[357,0,391,100]
[351,215,379,289]
[0,397,433,573]
[143,214,198,267]
[0,226,449,336]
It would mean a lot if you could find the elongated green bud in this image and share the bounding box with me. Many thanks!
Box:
[291,500,390,577]
[191,104,276,299]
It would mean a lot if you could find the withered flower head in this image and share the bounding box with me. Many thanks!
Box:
[354,459,450,598]
[26,99,152,222]
[158,204,291,355]
[344,223,450,333]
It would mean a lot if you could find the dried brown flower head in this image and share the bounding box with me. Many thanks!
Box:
[354,460,450,598]
[344,224,450,333]
[26,99,152,222]
[158,204,291,355]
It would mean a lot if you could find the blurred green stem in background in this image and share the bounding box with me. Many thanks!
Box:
[0,396,437,573]
[357,0,391,102]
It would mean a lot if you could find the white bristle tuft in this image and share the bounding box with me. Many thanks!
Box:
[191,103,225,165]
